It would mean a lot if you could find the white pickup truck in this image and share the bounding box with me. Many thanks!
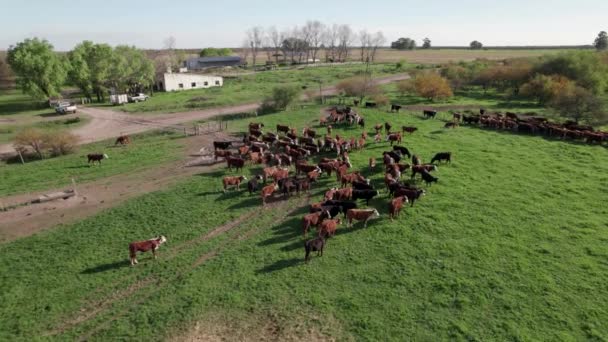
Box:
[128,93,149,103]
[55,102,77,114]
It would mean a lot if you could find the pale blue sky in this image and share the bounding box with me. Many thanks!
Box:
[1,0,605,50]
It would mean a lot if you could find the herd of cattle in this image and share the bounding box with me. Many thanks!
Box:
[216,110,452,263]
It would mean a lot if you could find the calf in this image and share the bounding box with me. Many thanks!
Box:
[393,188,425,207]
[444,122,458,129]
[430,152,451,164]
[247,175,264,195]
[324,187,339,201]
[369,157,376,171]
[302,210,330,236]
[420,170,439,185]
[307,169,322,183]
[311,205,342,219]
[261,183,279,205]
[346,209,380,228]
[128,235,167,266]
[390,104,402,112]
[223,175,248,192]
[388,196,409,220]
[333,187,353,201]
[87,153,109,165]
[386,133,402,145]
[213,141,232,150]
[402,126,418,134]
[423,110,437,119]
[352,189,379,205]
[352,180,373,190]
[318,219,341,238]
[304,237,325,263]
[392,145,411,158]
[115,135,130,146]
[365,101,377,108]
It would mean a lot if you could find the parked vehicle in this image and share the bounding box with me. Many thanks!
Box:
[55,102,77,114]
[128,93,149,103]
[110,94,129,105]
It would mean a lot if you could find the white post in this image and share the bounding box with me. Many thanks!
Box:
[71,178,78,197]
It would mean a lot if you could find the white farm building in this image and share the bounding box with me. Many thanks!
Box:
[158,73,223,92]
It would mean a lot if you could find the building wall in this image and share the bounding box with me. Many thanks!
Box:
[161,73,223,92]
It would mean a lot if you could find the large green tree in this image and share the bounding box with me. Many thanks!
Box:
[470,40,483,50]
[536,51,608,94]
[594,31,608,50]
[390,38,416,50]
[7,38,67,100]
[68,41,113,102]
[108,46,154,94]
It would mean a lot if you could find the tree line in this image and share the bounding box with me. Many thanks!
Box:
[241,21,386,66]
[7,38,155,102]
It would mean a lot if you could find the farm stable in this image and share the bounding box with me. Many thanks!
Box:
[158,72,223,92]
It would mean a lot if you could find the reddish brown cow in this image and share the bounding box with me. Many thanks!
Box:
[307,169,322,183]
[333,188,353,201]
[223,175,248,192]
[238,145,250,156]
[226,156,245,171]
[296,163,320,175]
[261,183,279,205]
[317,219,341,238]
[214,149,232,161]
[115,135,131,146]
[411,164,437,179]
[262,166,278,182]
[388,196,409,220]
[272,168,290,182]
[324,187,338,201]
[401,126,417,134]
[369,157,376,171]
[302,210,330,236]
[128,235,167,266]
[346,209,381,228]
[249,152,263,164]
[340,172,366,188]
[386,133,402,145]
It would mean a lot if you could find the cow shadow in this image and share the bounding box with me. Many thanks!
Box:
[227,195,260,209]
[255,257,302,274]
[257,216,302,247]
[66,165,91,169]
[81,259,130,274]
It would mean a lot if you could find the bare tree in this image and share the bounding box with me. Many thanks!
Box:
[163,36,176,50]
[370,31,386,62]
[322,24,339,62]
[306,20,325,63]
[239,40,250,67]
[337,24,354,62]
[267,26,283,64]
[246,27,264,70]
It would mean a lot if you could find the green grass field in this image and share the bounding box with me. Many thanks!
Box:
[114,63,400,114]
[0,131,183,196]
[0,105,606,340]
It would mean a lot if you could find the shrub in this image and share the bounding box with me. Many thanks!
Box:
[14,128,46,159]
[372,94,389,106]
[520,74,573,105]
[46,131,78,156]
[395,59,407,71]
[413,73,453,101]
[271,85,300,110]
[336,76,380,100]
[396,79,415,96]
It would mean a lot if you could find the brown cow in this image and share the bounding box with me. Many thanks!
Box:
[249,152,263,164]
[302,210,330,236]
[262,166,278,182]
[214,149,232,161]
[307,169,322,183]
[324,187,338,201]
[369,157,376,171]
[346,209,380,228]
[261,183,279,205]
[271,168,290,182]
[226,156,245,171]
[333,188,353,201]
[238,145,250,156]
[128,235,167,266]
[386,133,402,145]
[317,219,341,238]
[388,196,409,220]
[223,175,248,192]
[401,126,417,134]
[411,164,437,179]
[340,172,366,188]
[374,124,383,133]
[115,135,131,146]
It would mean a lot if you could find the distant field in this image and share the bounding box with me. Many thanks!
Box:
[1,105,606,340]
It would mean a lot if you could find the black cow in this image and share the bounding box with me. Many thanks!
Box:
[226,157,245,171]
[420,170,438,185]
[305,237,326,263]
[311,205,342,218]
[423,110,437,119]
[358,117,365,128]
[322,200,358,218]
[383,151,402,163]
[213,141,232,150]
[278,178,298,197]
[392,145,411,158]
[352,189,379,205]
[247,175,264,195]
[393,188,425,206]
[87,153,108,165]
[365,102,377,108]
[430,152,451,164]
[352,180,374,190]
[390,104,402,112]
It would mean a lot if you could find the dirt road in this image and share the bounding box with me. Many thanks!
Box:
[0,74,409,155]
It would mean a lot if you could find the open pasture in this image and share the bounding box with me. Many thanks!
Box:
[0,106,606,340]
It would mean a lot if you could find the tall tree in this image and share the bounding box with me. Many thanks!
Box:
[470,40,483,50]
[108,46,154,94]
[267,26,283,64]
[322,24,339,62]
[7,38,67,100]
[391,38,416,50]
[337,24,354,62]
[359,30,371,62]
[68,41,113,102]
[370,31,386,62]
[422,38,431,49]
[247,26,263,69]
[550,85,604,124]
[594,31,608,50]
[305,20,324,63]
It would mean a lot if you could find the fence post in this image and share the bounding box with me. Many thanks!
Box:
[71,178,78,197]
[17,149,25,165]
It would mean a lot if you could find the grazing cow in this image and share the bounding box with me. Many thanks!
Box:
[365,101,377,108]
[223,175,248,192]
[369,157,376,171]
[390,104,402,112]
[271,168,290,182]
[279,178,298,197]
[213,141,232,150]
[115,135,130,146]
[420,170,439,185]
[333,187,354,201]
[307,169,322,183]
[296,163,321,175]
[277,124,290,134]
[247,175,264,195]
[411,164,437,179]
[304,236,326,263]
[249,152,264,164]
[423,110,437,119]
[311,205,342,219]
[346,209,380,228]
[238,145,250,156]
[453,113,462,122]
[340,172,366,188]
[128,236,167,266]
[261,183,279,205]
[402,126,417,134]
[389,196,409,220]
[463,115,480,125]
[374,124,383,134]
[386,133,402,145]
[226,156,245,171]
[358,117,365,129]
[87,153,109,165]
[393,145,411,158]
[352,189,379,205]
[249,129,263,137]
[249,122,264,130]
[318,219,341,238]
[353,180,373,190]
[262,166,278,182]
[325,187,338,201]
[430,152,451,164]
[302,210,330,236]
[295,178,312,195]
[383,151,402,163]
[385,122,392,133]
[412,154,422,166]
[444,122,459,129]
[214,149,232,161]
[393,188,425,206]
